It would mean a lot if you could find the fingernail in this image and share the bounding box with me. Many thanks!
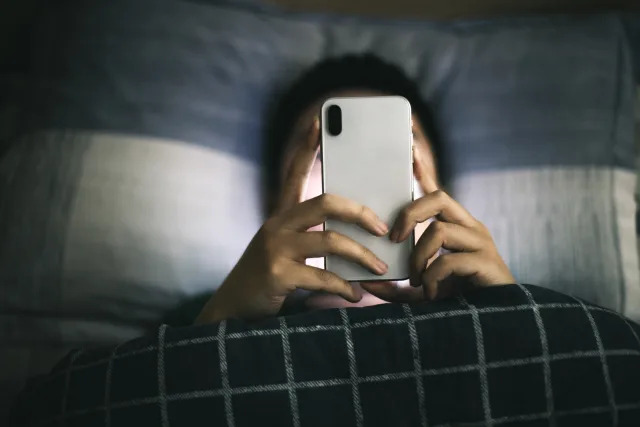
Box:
[313,116,320,130]
[389,229,399,242]
[376,222,389,235]
[375,259,388,274]
[352,286,363,302]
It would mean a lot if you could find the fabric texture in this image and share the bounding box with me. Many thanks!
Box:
[636,86,640,274]
[624,14,640,82]
[11,285,640,427]
[1,0,638,420]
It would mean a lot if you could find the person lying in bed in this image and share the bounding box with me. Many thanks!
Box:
[197,54,515,323]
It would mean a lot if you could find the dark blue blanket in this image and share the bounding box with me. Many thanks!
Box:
[10,284,640,426]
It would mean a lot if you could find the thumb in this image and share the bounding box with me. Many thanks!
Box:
[412,144,439,195]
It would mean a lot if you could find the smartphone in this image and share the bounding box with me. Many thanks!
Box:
[321,96,414,282]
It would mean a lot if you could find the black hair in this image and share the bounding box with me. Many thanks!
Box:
[264,54,440,212]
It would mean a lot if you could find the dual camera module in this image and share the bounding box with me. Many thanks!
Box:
[326,105,342,136]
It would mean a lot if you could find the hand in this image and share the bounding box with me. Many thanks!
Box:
[362,189,515,301]
[196,119,389,323]
[361,133,515,302]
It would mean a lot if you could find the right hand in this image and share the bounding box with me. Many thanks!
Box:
[196,119,389,323]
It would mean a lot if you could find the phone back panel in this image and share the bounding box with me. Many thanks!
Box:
[321,96,413,282]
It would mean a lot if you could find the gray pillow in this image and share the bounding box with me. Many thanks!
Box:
[438,17,639,319]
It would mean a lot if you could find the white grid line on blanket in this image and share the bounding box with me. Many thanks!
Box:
[279,317,300,427]
[430,402,640,427]
[30,302,626,393]
[50,399,640,427]
[625,318,640,348]
[218,320,235,427]
[50,372,640,426]
[490,411,550,425]
[559,401,640,416]
[104,344,121,427]
[48,393,640,427]
[403,304,428,427]
[432,410,551,427]
[60,350,80,423]
[518,284,556,427]
[463,296,492,426]
[226,325,344,339]
[157,325,169,427]
[577,298,618,425]
[340,308,364,427]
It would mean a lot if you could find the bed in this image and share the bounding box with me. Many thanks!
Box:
[1,0,639,424]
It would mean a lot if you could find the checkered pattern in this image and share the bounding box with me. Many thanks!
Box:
[10,284,640,426]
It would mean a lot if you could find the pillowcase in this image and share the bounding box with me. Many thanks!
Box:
[438,16,639,320]
[623,14,640,82]
[1,0,637,420]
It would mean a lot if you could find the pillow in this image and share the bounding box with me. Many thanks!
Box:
[439,16,639,320]
[1,0,637,420]
[637,86,640,277]
[11,285,640,426]
[623,14,640,82]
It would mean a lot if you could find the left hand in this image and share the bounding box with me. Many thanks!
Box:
[364,189,515,301]
[361,139,515,302]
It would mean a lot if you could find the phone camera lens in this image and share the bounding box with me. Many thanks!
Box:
[327,105,342,136]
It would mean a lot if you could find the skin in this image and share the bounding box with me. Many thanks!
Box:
[196,90,515,324]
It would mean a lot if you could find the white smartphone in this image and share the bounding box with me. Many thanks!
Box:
[321,96,414,282]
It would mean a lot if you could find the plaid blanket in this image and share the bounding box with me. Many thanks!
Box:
[10,284,640,426]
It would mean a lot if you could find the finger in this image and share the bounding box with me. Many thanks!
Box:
[275,117,320,214]
[410,221,486,286]
[360,281,425,303]
[279,193,388,235]
[289,264,361,303]
[292,231,388,275]
[422,252,483,300]
[390,190,478,243]
[411,137,439,194]
[436,276,476,300]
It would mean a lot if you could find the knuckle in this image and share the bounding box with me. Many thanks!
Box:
[318,193,334,210]
[362,204,377,221]
[430,220,447,237]
[359,204,369,220]
[433,189,448,202]
[263,232,281,254]
[315,268,335,284]
[398,208,413,226]
[322,230,339,246]
[435,254,452,270]
[267,259,286,280]
[475,220,491,235]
